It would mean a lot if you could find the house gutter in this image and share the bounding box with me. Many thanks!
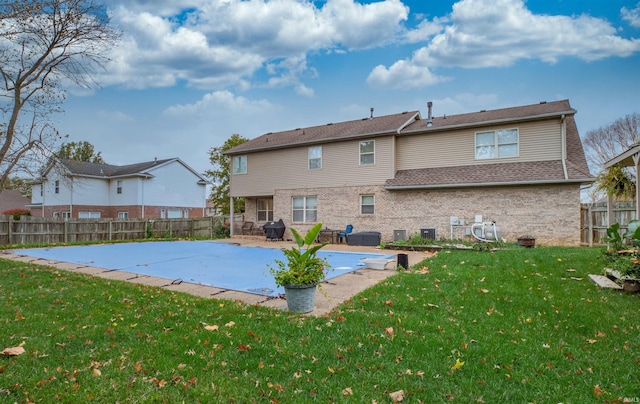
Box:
[384,178,595,191]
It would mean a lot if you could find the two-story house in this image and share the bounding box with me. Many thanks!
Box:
[29,158,209,219]
[226,100,594,245]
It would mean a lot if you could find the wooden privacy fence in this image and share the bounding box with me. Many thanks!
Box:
[580,201,636,245]
[0,216,229,245]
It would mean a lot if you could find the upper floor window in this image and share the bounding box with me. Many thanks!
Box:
[360,194,375,214]
[39,184,43,197]
[292,196,317,223]
[116,180,123,194]
[359,140,375,165]
[475,129,519,160]
[308,146,322,170]
[54,180,60,194]
[257,198,274,222]
[233,155,247,174]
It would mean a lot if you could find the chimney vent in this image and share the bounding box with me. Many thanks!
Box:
[427,102,433,127]
[370,107,374,119]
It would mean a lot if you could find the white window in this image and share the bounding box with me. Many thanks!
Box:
[183,209,189,218]
[233,155,247,174]
[78,211,100,219]
[292,196,317,223]
[116,180,123,194]
[55,180,60,194]
[308,146,322,170]
[360,194,375,214]
[359,140,375,165]
[257,198,273,222]
[168,209,182,218]
[475,129,519,160]
[62,211,71,220]
[118,212,128,219]
[40,184,43,197]
[53,211,59,218]
[161,209,166,219]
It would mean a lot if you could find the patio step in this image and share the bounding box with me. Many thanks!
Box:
[588,274,623,290]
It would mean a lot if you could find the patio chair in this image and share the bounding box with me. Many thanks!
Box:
[241,221,254,235]
[337,224,353,243]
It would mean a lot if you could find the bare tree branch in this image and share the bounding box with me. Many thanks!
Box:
[0,0,120,189]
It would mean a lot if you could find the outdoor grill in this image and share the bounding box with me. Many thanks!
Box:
[263,219,286,241]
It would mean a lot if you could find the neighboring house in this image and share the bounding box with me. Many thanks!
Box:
[225,100,594,245]
[0,189,31,213]
[29,158,209,219]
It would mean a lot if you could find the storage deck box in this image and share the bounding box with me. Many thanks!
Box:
[347,231,381,246]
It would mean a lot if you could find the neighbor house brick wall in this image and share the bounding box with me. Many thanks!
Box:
[269,183,581,246]
[32,205,204,219]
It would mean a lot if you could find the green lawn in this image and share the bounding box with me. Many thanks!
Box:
[1,246,638,403]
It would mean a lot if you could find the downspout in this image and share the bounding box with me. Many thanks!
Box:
[229,197,235,236]
[561,114,568,180]
[141,177,145,218]
[69,177,74,218]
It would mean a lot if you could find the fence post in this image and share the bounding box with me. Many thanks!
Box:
[8,216,12,245]
[588,204,593,247]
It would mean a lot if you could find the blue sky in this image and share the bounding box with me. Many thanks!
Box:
[56,0,640,175]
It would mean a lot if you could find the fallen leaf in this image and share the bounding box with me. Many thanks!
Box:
[342,387,353,397]
[593,384,605,396]
[389,390,405,402]
[427,303,439,308]
[480,289,489,294]
[204,325,219,331]
[451,358,465,371]
[385,327,395,339]
[2,346,25,356]
[225,321,235,328]
[92,368,101,377]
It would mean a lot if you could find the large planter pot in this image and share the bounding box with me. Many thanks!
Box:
[284,283,317,313]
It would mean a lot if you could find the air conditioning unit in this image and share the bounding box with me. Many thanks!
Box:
[393,230,407,242]
[420,228,436,240]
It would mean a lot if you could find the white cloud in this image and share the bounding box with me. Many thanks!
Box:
[103,0,409,92]
[622,3,640,27]
[163,90,276,116]
[369,0,640,89]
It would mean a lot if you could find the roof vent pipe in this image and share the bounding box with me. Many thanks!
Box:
[427,101,433,127]
[370,107,374,119]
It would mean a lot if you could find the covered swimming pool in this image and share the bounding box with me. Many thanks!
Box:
[12,241,393,297]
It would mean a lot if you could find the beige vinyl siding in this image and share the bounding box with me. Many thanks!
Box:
[396,119,563,170]
[230,137,395,197]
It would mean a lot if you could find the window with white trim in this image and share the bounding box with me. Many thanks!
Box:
[257,198,273,222]
[292,196,317,223]
[475,129,519,160]
[55,180,60,194]
[168,209,182,218]
[360,194,375,214]
[308,146,322,169]
[118,212,128,219]
[117,180,123,194]
[359,140,375,165]
[233,155,247,174]
[79,211,100,219]
[62,211,70,220]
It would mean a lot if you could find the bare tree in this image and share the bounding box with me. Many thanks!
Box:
[583,112,640,170]
[583,113,640,201]
[0,0,119,191]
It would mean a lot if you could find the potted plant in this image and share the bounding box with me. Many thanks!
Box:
[270,222,331,313]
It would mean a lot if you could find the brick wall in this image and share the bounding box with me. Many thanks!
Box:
[32,205,204,219]
[260,183,581,246]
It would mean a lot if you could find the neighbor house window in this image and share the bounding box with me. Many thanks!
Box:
[168,209,182,218]
[62,211,70,220]
[53,211,59,218]
[292,196,317,223]
[55,180,60,194]
[79,211,100,219]
[475,129,519,160]
[360,194,375,214]
[116,180,123,194]
[118,212,128,219]
[359,140,375,165]
[233,155,247,174]
[308,146,322,169]
[161,209,166,218]
[257,198,273,222]
[39,184,43,197]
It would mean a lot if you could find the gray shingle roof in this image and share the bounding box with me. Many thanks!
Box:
[60,158,175,177]
[226,111,420,154]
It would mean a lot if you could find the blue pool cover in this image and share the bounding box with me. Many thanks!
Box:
[13,241,393,296]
